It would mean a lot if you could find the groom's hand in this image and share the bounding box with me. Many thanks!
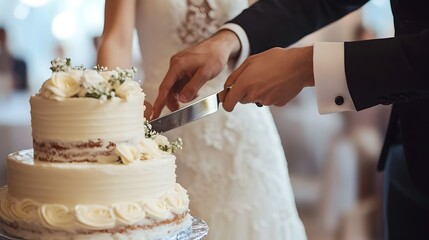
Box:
[223,46,315,112]
[152,30,241,119]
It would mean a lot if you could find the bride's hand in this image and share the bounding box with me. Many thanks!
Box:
[144,101,153,120]
[152,30,241,119]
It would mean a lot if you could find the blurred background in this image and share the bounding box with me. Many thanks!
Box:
[0,0,394,239]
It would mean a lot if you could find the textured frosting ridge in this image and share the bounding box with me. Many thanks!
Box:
[6,150,177,206]
[0,184,189,232]
[31,94,146,142]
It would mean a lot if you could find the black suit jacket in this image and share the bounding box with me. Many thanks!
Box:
[229,0,429,193]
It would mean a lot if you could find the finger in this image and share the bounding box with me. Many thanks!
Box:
[153,66,182,119]
[163,77,189,111]
[166,92,179,112]
[144,101,153,120]
[239,90,264,106]
[179,67,210,103]
[224,61,248,88]
[223,74,248,112]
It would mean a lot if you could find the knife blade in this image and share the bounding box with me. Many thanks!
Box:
[149,89,228,133]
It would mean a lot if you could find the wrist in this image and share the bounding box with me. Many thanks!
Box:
[210,30,241,59]
[301,46,315,87]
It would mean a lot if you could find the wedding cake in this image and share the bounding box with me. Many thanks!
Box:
[0,59,192,240]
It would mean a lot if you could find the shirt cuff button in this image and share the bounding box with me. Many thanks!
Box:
[335,96,344,105]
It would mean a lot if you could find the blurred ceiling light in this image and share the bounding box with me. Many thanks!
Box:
[14,3,30,20]
[51,12,76,40]
[19,0,50,8]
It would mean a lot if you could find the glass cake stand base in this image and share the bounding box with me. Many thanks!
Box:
[0,218,208,240]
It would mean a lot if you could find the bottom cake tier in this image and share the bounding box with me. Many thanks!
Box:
[0,214,192,240]
[0,150,191,240]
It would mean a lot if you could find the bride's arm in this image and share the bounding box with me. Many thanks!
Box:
[97,0,136,68]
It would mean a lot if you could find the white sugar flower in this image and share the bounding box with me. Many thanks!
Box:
[66,69,84,82]
[114,143,142,164]
[154,135,171,147]
[40,72,81,100]
[99,70,115,82]
[115,80,142,99]
[138,138,166,160]
[79,70,111,98]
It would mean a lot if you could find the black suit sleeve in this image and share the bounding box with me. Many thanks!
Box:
[228,0,429,109]
[228,0,368,54]
[345,30,429,110]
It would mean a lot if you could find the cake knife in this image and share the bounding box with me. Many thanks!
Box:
[149,89,229,133]
[149,87,263,133]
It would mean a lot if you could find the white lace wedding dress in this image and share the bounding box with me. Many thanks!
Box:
[136,1,307,239]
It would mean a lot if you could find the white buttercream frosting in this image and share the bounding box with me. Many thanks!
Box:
[75,205,116,230]
[113,202,146,224]
[0,186,189,232]
[10,199,39,224]
[7,150,176,206]
[165,185,190,215]
[0,193,15,223]
[30,94,145,142]
[40,204,76,231]
[0,150,190,233]
[142,200,171,221]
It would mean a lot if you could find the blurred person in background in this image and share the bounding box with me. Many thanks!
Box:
[0,27,27,93]
[97,1,306,240]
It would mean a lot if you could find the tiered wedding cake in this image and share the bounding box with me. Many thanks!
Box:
[0,59,191,240]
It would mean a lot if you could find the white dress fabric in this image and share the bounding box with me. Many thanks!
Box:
[135,1,307,239]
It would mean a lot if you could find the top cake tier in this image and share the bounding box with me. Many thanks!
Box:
[30,58,157,164]
[31,94,146,163]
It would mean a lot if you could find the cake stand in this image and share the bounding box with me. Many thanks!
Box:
[0,218,208,240]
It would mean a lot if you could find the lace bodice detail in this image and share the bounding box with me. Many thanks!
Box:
[178,0,221,44]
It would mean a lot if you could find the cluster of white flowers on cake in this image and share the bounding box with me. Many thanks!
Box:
[41,58,141,101]
[115,121,183,164]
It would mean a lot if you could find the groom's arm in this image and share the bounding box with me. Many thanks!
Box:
[223,0,429,113]
[221,0,368,113]
[228,0,368,54]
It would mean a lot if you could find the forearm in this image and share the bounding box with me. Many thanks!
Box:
[228,0,368,54]
[97,0,136,69]
[345,31,429,110]
[97,36,133,69]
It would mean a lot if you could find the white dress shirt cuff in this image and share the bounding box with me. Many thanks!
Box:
[218,23,250,70]
[313,42,356,114]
